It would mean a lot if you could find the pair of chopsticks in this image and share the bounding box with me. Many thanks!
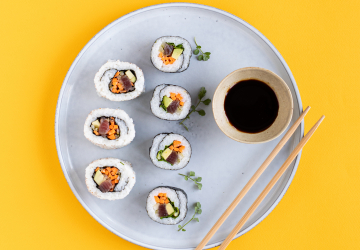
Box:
[195,106,324,250]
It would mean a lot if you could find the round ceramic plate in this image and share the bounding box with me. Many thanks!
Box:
[55,3,303,250]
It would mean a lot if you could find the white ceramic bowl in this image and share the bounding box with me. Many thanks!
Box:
[213,67,293,144]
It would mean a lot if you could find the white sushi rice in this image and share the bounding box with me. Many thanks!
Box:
[94,60,145,101]
[150,84,191,120]
[146,186,187,225]
[84,108,135,149]
[85,158,136,200]
[150,36,192,73]
[149,133,191,170]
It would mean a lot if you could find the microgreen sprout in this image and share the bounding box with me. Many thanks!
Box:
[177,202,202,232]
[193,38,211,61]
[179,87,211,131]
[179,171,202,190]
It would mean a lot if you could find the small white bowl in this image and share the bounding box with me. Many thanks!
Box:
[213,67,293,144]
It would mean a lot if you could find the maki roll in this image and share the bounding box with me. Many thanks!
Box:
[149,133,191,170]
[146,186,187,225]
[150,84,191,120]
[85,158,136,200]
[150,36,192,73]
[94,60,145,101]
[84,108,135,149]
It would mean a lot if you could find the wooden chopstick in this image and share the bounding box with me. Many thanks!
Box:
[218,115,325,250]
[195,106,310,250]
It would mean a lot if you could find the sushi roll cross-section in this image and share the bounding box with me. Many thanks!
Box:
[84,108,135,149]
[150,84,191,120]
[151,36,192,73]
[94,60,145,101]
[85,158,136,200]
[146,186,188,225]
[150,133,192,170]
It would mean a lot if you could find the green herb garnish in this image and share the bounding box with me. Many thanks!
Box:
[193,38,211,61]
[177,202,202,231]
[166,42,184,50]
[179,87,211,131]
[179,171,202,190]
[120,162,124,165]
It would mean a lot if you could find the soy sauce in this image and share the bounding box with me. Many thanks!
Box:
[224,79,279,133]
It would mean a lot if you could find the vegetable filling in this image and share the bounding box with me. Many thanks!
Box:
[92,166,120,192]
[160,92,184,114]
[109,70,136,94]
[153,193,180,219]
[91,116,120,140]
[156,140,185,165]
[158,43,184,65]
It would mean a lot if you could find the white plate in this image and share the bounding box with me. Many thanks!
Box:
[55,3,303,250]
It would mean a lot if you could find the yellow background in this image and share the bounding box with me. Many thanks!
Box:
[1,0,359,249]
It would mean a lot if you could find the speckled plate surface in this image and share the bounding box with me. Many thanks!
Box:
[55,3,303,250]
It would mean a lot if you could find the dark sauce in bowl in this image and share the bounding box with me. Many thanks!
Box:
[224,79,279,133]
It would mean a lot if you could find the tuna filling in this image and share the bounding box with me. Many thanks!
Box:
[167,100,180,114]
[163,43,174,57]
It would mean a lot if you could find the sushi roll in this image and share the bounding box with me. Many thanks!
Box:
[146,186,187,225]
[85,158,136,200]
[94,60,145,101]
[84,108,135,149]
[150,36,192,73]
[149,133,191,170]
[150,84,191,120]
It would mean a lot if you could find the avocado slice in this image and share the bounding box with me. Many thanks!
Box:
[171,48,183,60]
[161,148,172,160]
[165,203,175,216]
[162,96,173,108]
[173,210,179,217]
[94,170,105,185]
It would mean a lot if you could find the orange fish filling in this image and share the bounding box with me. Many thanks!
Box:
[107,117,118,140]
[169,140,185,153]
[170,92,184,106]
[158,52,176,65]
[154,193,169,204]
